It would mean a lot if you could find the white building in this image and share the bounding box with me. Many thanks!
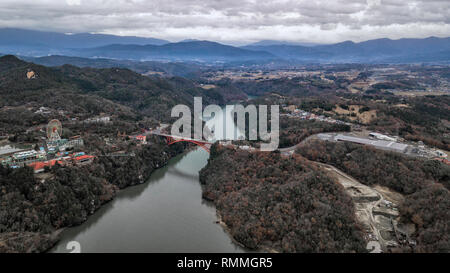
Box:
[335,134,408,153]
[435,150,448,158]
[84,116,111,124]
[369,132,396,142]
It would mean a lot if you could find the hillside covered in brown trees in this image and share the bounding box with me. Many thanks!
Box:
[0,137,185,252]
[199,145,367,252]
[297,140,450,252]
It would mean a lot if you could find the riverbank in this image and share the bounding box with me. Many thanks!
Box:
[0,138,187,253]
[199,143,367,252]
[215,213,277,253]
[50,148,245,253]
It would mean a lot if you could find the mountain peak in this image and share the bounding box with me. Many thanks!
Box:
[171,40,222,46]
[0,54,21,61]
[247,40,320,47]
[179,39,201,43]
[0,55,27,71]
[338,40,356,45]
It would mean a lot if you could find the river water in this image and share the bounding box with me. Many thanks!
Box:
[51,106,245,253]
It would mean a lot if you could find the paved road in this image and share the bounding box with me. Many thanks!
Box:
[277,135,318,152]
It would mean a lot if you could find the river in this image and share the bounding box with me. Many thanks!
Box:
[51,106,245,253]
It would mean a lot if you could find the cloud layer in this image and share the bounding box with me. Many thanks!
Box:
[0,0,449,44]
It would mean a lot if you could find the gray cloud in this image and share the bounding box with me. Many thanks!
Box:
[0,0,449,44]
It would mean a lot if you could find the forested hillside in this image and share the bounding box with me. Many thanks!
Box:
[297,140,450,252]
[0,55,209,252]
[0,55,223,124]
[56,64,224,119]
[24,55,203,77]
[278,118,350,148]
[0,137,185,252]
[199,145,366,252]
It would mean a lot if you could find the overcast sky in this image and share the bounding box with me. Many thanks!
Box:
[1,0,449,45]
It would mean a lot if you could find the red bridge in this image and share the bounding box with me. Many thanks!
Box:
[149,132,213,153]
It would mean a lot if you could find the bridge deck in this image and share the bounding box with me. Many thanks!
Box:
[148,132,214,144]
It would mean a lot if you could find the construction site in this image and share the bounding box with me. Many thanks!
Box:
[318,163,416,252]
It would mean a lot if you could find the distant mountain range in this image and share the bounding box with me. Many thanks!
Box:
[0,28,449,64]
[0,28,169,56]
[242,37,450,63]
[246,40,321,47]
[74,41,276,62]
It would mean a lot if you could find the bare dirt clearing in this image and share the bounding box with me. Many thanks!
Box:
[317,162,404,252]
